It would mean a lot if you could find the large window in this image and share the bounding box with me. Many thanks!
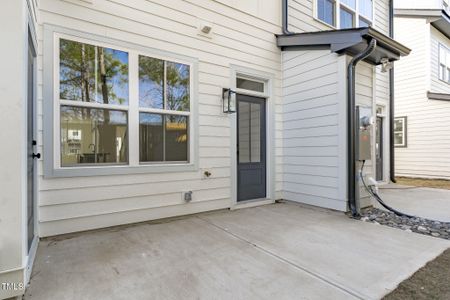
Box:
[394,117,407,148]
[316,0,373,29]
[57,36,192,168]
[438,43,450,83]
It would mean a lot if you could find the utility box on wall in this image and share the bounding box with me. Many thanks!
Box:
[356,106,372,161]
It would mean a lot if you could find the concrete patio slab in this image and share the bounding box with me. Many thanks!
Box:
[25,202,450,300]
[378,185,450,222]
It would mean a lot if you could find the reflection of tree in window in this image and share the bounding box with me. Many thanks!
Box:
[139,56,164,108]
[166,62,190,111]
[59,39,129,106]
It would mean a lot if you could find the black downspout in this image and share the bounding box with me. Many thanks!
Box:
[389,0,397,183]
[282,0,293,35]
[347,39,377,217]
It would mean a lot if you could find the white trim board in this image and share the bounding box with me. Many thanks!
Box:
[229,64,276,209]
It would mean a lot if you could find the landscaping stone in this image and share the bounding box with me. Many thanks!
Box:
[356,208,450,240]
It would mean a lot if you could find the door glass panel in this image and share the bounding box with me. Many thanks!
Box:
[250,103,261,162]
[238,101,261,163]
[238,101,250,163]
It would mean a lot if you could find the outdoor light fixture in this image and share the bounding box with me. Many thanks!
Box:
[222,88,237,113]
[380,58,393,73]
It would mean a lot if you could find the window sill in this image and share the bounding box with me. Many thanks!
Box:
[45,163,198,178]
[427,91,450,101]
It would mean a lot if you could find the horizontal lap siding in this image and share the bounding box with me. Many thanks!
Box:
[355,62,375,205]
[36,0,283,236]
[281,50,347,211]
[395,18,450,179]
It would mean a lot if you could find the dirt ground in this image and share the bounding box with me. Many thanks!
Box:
[383,249,450,300]
[396,177,450,190]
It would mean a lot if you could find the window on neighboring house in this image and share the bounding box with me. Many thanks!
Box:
[57,37,191,168]
[394,117,407,147]
[438,43,450,83]
[316,0,373,28]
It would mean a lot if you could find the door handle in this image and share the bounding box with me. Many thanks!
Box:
[32,153,41,159]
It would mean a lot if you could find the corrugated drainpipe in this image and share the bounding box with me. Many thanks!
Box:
[282,0,293,34]
[389,0,397,183]
[347,39,377,216]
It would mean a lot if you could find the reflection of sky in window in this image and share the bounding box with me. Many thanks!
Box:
[140,113,162,125]
[359,0,372,18]
[340,9,353,29]
[318,0,334,25]
[341,0,356,9]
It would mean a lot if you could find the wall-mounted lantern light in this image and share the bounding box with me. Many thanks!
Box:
[222,88,237,113]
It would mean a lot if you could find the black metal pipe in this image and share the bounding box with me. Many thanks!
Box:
[389,0,397,183]
[347,39,377,216]
[282,0,293,35]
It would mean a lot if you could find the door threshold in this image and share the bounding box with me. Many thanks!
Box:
[231,198,275,210]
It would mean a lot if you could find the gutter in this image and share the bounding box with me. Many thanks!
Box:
[282,0,293,35]
[389,0,396,183]
[347,39,377,216]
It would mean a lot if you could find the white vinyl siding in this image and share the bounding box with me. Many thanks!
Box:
[395,17,450,179]
[281,50,375,211]
[36,0,283,236]
[281,50,348,211]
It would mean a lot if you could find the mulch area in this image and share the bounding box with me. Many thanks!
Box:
[383,249,450,300]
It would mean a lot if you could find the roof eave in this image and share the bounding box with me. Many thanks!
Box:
[430,10,450,40]
[276,27,411,65]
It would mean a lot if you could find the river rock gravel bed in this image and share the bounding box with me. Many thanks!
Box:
[357,208,450,240]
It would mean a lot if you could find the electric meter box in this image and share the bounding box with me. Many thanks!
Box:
[356,106,372,161]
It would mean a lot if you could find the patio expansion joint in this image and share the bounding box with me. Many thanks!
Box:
[196,216,369,300]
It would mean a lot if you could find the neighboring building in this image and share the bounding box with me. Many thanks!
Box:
[394,0,450,179]
[0,0,408,298]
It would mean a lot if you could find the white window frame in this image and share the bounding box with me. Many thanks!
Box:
[438,43,450,84]
[314,0,374,29]
[43,25,198,177]
[394,116,407,148]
